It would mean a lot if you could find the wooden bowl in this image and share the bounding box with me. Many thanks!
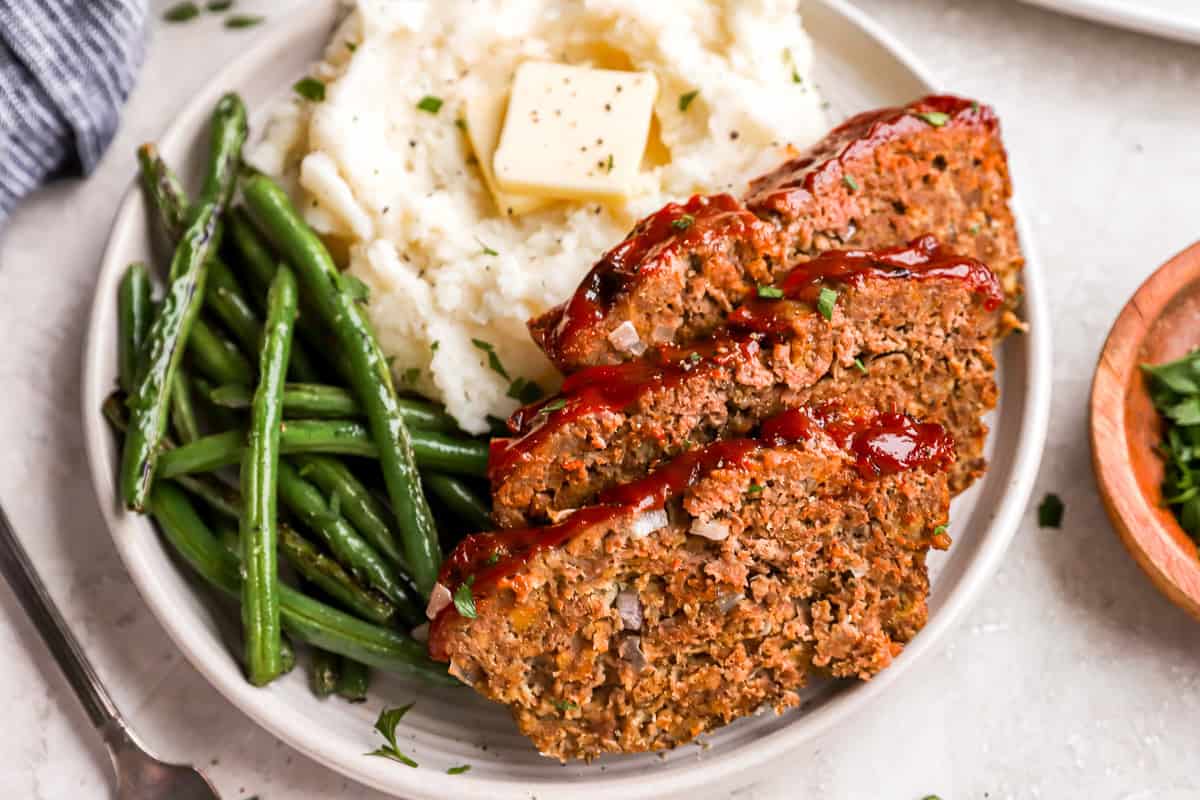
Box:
[1092,240,1200,621]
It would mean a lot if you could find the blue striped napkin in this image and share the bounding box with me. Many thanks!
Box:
[0,0,147,222]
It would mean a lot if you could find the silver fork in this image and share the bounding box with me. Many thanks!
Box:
[0,501,220,800]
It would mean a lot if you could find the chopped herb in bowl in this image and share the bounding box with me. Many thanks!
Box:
[1142,348,1200,539]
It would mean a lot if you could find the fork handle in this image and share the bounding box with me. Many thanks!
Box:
[0,501,121,730]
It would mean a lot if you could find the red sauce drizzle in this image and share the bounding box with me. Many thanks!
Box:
[729,234,1001,334]
[543,193,759,360]
[745,95,994,217]
[490,236,997,483]
[432,406,954,660]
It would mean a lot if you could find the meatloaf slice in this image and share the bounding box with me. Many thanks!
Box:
[529,94,1021,372]
[491,237,1000,528]
[429,406,954,760]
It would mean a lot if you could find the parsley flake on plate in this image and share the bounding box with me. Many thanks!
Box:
[164,2,199,21]
[366,704,418,767]
[842,174,859,192]
[757,284,784,299]
[915,110,950,127]
[817,287,838,320]
[1037,493,1064,528]
[417,95,443,114]
[224,14,263,28]
[293,77,326,102]
[453,577,477,619]
[678,90,699,112]
[471,338,510,380]
[672,214,695,231]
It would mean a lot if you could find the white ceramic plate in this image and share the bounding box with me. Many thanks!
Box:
[1019,0,1200,45]
[82,2,1052,797]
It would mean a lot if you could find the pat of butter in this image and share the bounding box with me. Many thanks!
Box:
[493,62,658,200]
[463,82,553,217]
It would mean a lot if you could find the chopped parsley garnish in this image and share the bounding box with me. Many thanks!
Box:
[507,376,544,404]
[672,214,695,231]
[747,483,764,495]
[484,552,501,566]
[853,357,867,374]
[453,577,477,619]
[224,14,263,28]
[293,77,326,102]
[164,2,199,21]
[366,704,418,767]
[447,765,471,775]
[1037,493,1064,529]
[687,352,702,364]
[1137,347,1200,542]
[915,110,951,127]
[417,95,444,114]
[603,154,614,173]
[970,101,980,112]
[206,0,233,11]
[816,287,838,320]
[678,90,699,112]
[757,284,784,300]
[475,236,498,256]
[933,524,948,537]
[345,41,357,53]
[970,222,981,235]
[553,699,579,711]
[842,175,859,192]
[922,796,944,800]
[539,398,568,416]
[339,273,369,301]
[471,338,510,380]
[430,340,440,353]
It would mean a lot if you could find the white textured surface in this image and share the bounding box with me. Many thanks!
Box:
[1,1,1199,798]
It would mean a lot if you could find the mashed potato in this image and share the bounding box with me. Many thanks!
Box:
[249,0,826,433]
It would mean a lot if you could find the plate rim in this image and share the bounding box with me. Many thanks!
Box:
[1018,0,1200,45]
[81,1,1052,797]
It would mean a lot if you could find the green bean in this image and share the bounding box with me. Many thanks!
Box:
[189,309,255,386]
[276,460,418,622]
[170,371,201,444]
[335,657,370,703]
[227,207,278,304]
[139,146,322,384]
[190,94,247,221]
[137,143,187,241]
[182,473,395,626]
[149,483,453,683]
[208,382,457,430]
[210,259,323,382]
[191,375,239,431]
[239,266,298,685]
[228,206,338,378]
[309,648,340,697]
[156,420,488,479]
[423,472,492,532]
[176,473,241,521]
[293,454,405,568]
[278,524,396,625]
[117,263,153,394]
[244,177,442,597]
[119,207,218,511]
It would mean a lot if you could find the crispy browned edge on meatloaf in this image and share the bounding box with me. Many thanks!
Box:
[491,247,999,528]
[431,422,951,760]
[528,94,1022,373]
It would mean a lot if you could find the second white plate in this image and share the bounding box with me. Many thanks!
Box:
[1020,0,1200,45]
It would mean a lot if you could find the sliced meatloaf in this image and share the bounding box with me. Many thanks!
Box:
[491,236,1001,527]
[429,406,954,760]
[529,95,1022,373]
